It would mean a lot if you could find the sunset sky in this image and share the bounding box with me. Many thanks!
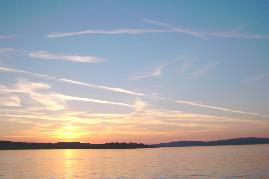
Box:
[0,0,269,144]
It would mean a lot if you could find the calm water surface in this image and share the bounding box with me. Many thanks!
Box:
[0,144,269,179]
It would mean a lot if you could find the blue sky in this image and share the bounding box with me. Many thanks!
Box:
[0,0,268,143]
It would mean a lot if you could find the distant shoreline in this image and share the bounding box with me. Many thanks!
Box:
[152,137,269,148]
[0,141,153,150]
[1,137,269,150]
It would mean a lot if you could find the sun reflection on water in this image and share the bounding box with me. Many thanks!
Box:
[63,149,75,178]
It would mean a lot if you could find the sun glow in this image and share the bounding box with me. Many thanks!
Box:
[55,124,84,142]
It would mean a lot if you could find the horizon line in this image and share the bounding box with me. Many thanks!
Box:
[1,136,268,145]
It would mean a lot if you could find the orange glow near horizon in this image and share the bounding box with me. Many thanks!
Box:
[54,124,86,142]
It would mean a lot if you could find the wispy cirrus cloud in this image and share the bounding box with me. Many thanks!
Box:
[1,95,265,143]
[2,65,266,118]
[60,78,145,96]
[0,48,16,54]
[46,19,269,40]
[46,28,178,38]
[0,66,53,79]
[130,58,180,80]
[0,48,16,60]
[1,82,268,143]
[29,51,105,63]
[130,57,220,80]
[175,100,269,118]
[203,31,269,40]
[187,60,221,79]
[0,94,21,107]
[0,48,105,64]
[1,65,267,118]
[0,34,16,40]
[56,94,133,107]
[143,19,269,40]
[0,80,65,110]
[0,79,133,110]
[142,19,208,39]
[0,66,144,96]
[244,73,266,84]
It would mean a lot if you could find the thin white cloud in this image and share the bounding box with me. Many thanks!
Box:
[133,98,148,111]
[0,94,21,107]
[0,35,16,40]
[55,94,133,107]
[0,48,105,63]
[1,82,267,143]
[15,79,66,110]
[144,19,269,40]
[1,66,267,119]
[0,66,54,79]
[130,58,180,80]
[2,97,264,143]
[175,100,269,118]
[29,51,105,63]
[187,60,221,79]
[203,31,269,40]
[0,114,60,121]
[59,78,145,96]
[1,79,133,110]
[0,48,16,54]
[244,73,266,84]
[0,66,144,96]
[46,19,269,40]
[130,57,220,80]
[46,28,179,38]
[142,19,208,39]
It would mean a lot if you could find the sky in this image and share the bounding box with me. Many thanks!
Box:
[0,0,269,144]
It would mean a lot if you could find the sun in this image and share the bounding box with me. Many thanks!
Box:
[55,124,84,142]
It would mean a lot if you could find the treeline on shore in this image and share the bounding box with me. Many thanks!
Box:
[1,137,269,150]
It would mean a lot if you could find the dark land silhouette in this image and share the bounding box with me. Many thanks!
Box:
[0,141,152,150]
[1,137,269,150]
[153,137,269,147]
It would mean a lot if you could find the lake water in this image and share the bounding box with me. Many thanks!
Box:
[0,144,268,179]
